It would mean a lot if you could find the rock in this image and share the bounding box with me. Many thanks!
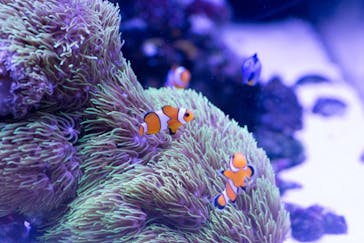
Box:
[285,203,348,242]
[312,97,347,117]
[255,129,306,170]
[360,150,364,163]
[286,204,325,242]
[323,212,348,234]
[257,77,303,133]
[295,74,330,86]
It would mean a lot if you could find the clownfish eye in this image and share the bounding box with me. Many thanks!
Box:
[184,112,190,117]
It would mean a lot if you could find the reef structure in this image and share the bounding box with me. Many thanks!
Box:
[0,0,290,242]
[0,0,122,118]
[42,62,290,242]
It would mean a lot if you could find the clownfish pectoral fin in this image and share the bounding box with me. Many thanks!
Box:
[222,170,234,180]
[213,194,226,210]
[168,128,176,135]
[222,170,228,177]
[247,165,255,177]
[168,122,180,135]
[167,120,181,133]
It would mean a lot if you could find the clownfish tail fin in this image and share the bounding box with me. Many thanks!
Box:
[139,122,147,136]
[213,194,226,210]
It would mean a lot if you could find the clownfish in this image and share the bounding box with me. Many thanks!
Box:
[242,53,261,86]
[165,66,191,89]
[139,105,193,136]
[214,153,255,210]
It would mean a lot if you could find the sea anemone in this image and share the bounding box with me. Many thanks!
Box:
[42,180,147,242]
[42,61,290,242]
[132,224,189,242]
[0,112,82,218]
[77,59,172,192]
[0,0,122,118]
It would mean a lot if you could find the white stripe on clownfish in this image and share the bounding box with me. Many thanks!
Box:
[165,66,191,89]
[230,157,240,172]
[227,178,238,194]
[155,110,170,130]
[174,67,188,86]
[222,189,229,204]
[178,108,187,124]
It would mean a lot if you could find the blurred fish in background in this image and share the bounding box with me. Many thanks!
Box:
[241,53,261,86]
[165,65,191,89]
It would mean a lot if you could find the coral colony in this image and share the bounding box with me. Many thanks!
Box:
[0,0,290,242]
[0,0,348,242]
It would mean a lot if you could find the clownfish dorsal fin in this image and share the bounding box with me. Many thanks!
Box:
[162,105,178,118]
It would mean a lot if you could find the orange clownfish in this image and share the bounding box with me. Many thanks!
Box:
[139,105,193,136]
[214,153,255,210]
[165,66,191,89]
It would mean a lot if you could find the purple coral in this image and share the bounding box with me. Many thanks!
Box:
[286,203,348,242]
[0,69,13,116]
[0,42,51,118]
[289,204,325,242]
[312,97,347,117]
[0,112,82,218]
[323,212,348,234]
[0,0,122,118]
